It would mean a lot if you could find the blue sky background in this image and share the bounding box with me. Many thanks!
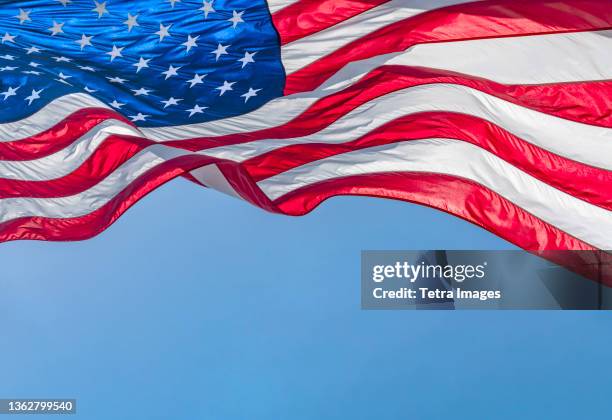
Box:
[1,179,610,419]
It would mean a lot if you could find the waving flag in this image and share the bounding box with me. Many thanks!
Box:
[0,0,610,250]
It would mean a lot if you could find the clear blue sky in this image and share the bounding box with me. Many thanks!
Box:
[1,179,610,419]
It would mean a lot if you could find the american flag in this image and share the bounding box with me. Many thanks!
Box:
[0,0,610,250]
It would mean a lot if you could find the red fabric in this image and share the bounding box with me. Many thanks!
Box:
[272,0,389,45]
[0,135,152,198]
[0,108,129,160]
[272,171,597,251]
[0,155,216,242]
[282,0,612,94]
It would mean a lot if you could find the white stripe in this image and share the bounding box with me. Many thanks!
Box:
[199,83,612,169]
[280,0,476,75]
[267,0,299,14]
[319,30,612,91]
[0,120,138,181]
[0,145,191,222]
[191,164,242,198]
[258,139,612,249]
[0,93,109,142]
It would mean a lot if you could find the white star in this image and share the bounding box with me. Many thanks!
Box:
[2,33,17,44]
[186,73,206,88]
[241,87,261,103]
[25,46,42,54]
[107,76,127,84]
[29,62,41,67]
[238,51,256,68]
[133,57,151,73]
[211,43,229,61]
[162,65,181,80]
[0,66,17,72]
[182,35,199,53]
[168,0,181,8]
[79,65,96,71]
[0,55,15,60]
[56,0,72,6]
[155,23,172,42]
[107,44,124,62]
[25,89,43,105]
[2,86,20,100]
[48,21,64,36]
[200,1,215,18]
[110,100,124,109]
[132,87,152,96]
[92,1,109,18]
[130,113,149,122]
[15,9,32,25]
[216,80,235,96]
[76,34,93,50]
[124,13,139,32]
[161,97,182,108]
[53,56,71,63]
[84,86,97,93]
[22,70,41,75]
[228,10,244,29]
[56,72,72,85]
[186,104,207,117]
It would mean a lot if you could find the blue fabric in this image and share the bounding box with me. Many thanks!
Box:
[0,0,285,127]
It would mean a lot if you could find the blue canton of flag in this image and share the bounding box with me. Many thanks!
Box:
[0,0,285,127]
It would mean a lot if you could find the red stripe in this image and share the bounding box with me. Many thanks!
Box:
[168,65,612,152]
[270,171,597,251]
[0,154,216,243]
[240,111,612,211]
[537,250,612,287]
[272,0,389,45]
[269,171,612,283]
[0,108,129,161]
[0,135,153,199]
[283,0,612,94]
